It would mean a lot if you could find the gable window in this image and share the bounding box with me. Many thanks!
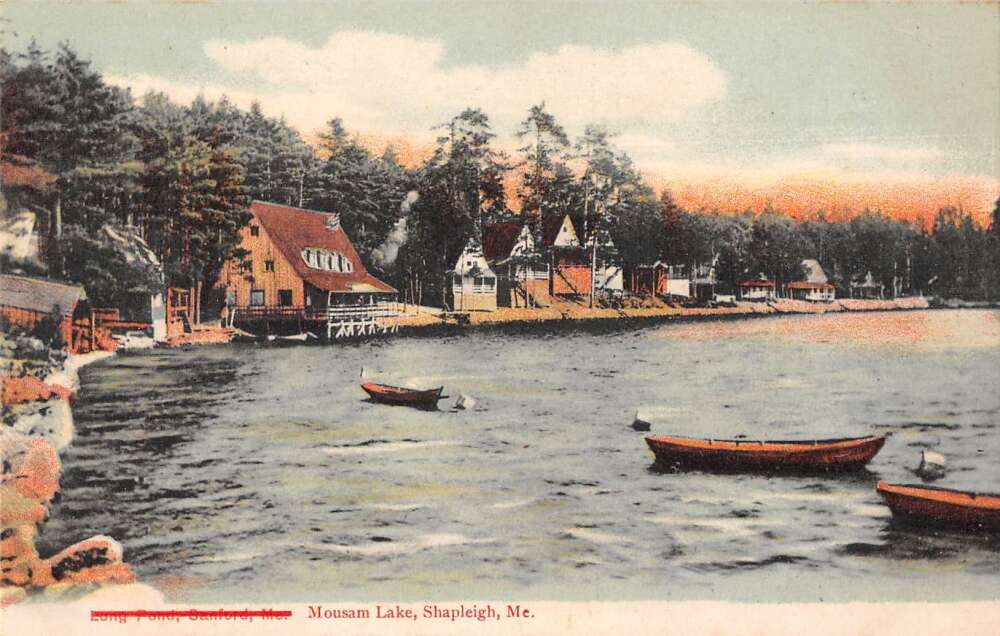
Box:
[250,225,260,237]
[249,289,264,306]
[278,289,293,306]
[265,260,275,272]
[300,248,353,273]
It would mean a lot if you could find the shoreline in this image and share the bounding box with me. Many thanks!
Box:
[161,297,992,346]
[1,343,159,607]
[387,297,939,337]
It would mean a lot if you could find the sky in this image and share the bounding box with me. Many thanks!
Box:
[6,1,999,223]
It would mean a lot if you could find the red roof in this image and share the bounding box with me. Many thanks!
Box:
[787,281,835,290]
[250,201,396,294]
[482,223,523,260]
[739,279,775,287]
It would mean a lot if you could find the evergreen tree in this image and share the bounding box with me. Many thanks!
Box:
[1,42,138,274]
[139,126,250,289]
[516,103,571,233]
[312,118,413,261]
[405,108,510,308]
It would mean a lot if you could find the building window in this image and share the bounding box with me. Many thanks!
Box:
[249,290,264,306]
[241,259,252,273]
[300,247,353,273]
[250,225,260,237]
[452,274,462,287]
[265,260,275,272]
[278,290,293,306]
[473,276,495,292]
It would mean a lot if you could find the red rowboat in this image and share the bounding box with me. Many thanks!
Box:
[644,434,886,472]
[876,482,1000,531]
[360,382,445,409]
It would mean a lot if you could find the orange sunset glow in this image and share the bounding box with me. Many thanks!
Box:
[646,173,999,227]
[351,133,997,227]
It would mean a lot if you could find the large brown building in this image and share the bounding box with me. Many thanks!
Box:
[215,201,395,324]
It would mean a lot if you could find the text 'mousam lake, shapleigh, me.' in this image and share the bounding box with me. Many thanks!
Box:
[39,310,1000,603]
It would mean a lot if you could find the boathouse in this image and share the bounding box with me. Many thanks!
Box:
[0,274,103,353]
[215,201,397,334]
[450,240,498,312]
[482,222,549,308]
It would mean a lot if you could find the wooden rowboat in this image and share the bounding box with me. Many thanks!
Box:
[876,482,1000,531]
[644,434,886,472]
[360,382,445,409]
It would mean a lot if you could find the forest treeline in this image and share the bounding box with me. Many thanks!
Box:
[2,42,998,308]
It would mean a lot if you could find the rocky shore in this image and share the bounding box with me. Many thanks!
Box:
[0,333,143,607]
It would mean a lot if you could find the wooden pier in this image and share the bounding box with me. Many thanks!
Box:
[326,303,400,339]
[231,302,401,340]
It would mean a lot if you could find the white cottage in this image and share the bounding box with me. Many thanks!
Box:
[788,258,836,302]
[586,233,624,296]
[738,278,776,301]
[483,222,549,308]
[450,241,498,311]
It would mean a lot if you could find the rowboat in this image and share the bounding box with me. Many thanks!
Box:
[644,434,886,472]
[876,482,1000,531]
[360,382,445,409]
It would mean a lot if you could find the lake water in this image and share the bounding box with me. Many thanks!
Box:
[40,309,1000,603]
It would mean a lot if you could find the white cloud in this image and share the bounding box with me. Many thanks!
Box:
[116,31,726,137]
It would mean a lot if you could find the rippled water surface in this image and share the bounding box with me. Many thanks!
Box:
[40,310,1000,602]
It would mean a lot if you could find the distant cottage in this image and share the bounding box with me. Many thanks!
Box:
[787,280,836,302]
[215,201,396,328]
[450,212,629,312]
[450,241,498,312]
[787,259,835,302]
[482,222,548,308]
[738,278,776,302]
[851,271,884,299]
[627,262,689,298]
[585,231,624,297]
[542,214,592,298]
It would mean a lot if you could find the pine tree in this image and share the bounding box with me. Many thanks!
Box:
[406,108,510,308]
[516,103,570,233]
[1,42,138,274]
